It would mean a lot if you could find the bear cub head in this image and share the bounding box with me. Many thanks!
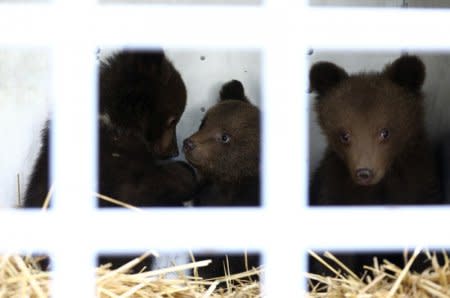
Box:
[310,55,426,186]
[183,80,260,187]
[100,49,187,159]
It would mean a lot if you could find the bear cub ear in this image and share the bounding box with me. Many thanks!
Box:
[220,79,249,102]
[309,62,349,96]
[383,55,425,92]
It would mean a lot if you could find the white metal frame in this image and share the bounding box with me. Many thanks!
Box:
[1,1,450,297]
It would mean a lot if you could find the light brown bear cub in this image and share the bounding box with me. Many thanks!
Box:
[310,55,441,205]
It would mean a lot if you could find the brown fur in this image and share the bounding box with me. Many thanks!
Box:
[99,50,187,159]
[98,50,196,207]
[25,49,196,209]
[310,55,441,205]
[308,55,443,279]
[98,129,197,208]
[184,80,260,206]
[186,101,260,183]
[25,50,196,272]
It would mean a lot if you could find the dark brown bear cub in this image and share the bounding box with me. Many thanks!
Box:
[97,50,197,207]
[183,80,260,279]
[183,79,260,207]
[310,55,441,206]
[24,49,197,272]
[25,49,197,208]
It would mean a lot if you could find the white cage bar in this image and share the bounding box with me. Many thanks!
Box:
[0,1,450,297]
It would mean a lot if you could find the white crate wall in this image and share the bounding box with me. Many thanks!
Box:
[1,0,450,297]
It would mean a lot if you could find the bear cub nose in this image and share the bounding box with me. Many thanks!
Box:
[183,138,196,152]
[355,168,374,184]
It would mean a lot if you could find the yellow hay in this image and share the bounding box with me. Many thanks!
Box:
[21,191,450,297]
[307,249,450,298]
[0,253,262,298]
[4,193,261,297]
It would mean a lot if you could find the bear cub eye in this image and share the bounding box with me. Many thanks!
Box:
[339,131,351,144]
[379,128,390,141]
[220,133,231,144]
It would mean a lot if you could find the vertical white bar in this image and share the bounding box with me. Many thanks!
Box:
[50,3,98,296]
[51,42,97,297]
[262,45,307,297]
[262,1,309,295]
[51,45,97,213]
[51,245,96,298]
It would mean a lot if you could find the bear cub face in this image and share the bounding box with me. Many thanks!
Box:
[100,50,187,159]
[310,55,426,186]
[183,80,260,186]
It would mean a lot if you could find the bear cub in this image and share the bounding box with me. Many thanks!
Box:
[24,49,198,272]
[183,79,260,279]
[308,55,444,278]
[25,49,197,208]
[183,79,260,207]
[309,55,441,206]
[97,50,197,207]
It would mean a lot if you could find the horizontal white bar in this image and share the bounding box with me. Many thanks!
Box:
[1,6,450,48]
[305,206,450,250]
[0,6,55,45]
[101,0,261,4]
[306,7,450,49]
[0,209,265,251]
[73,7,450,49]
[2,207,450,251]
[94,6,269,48]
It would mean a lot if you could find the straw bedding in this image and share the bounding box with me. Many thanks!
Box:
[3,193,261,297]
[5,247,450,297]
[7,193,449,297]
[307,248,450,298]
[0,252,261,297]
